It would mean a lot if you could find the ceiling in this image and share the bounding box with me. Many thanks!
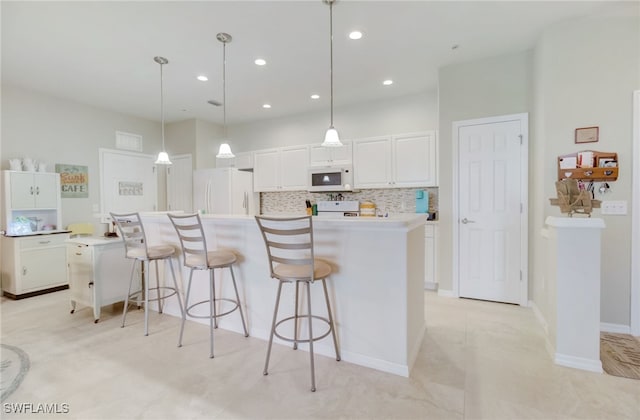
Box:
[1,1,616,125]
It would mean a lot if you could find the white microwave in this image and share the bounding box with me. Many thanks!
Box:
[308,165,354,192]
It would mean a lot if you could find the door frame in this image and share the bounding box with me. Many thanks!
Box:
[631,90,640,336]
[452,113,529,306]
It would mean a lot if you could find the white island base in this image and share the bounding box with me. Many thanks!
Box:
[141,213,426,377]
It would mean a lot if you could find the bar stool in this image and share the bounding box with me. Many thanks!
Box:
[168,213,249,358]
[254,215,340,392]
[110,212,184,336]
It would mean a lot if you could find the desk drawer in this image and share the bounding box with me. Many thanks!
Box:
[20,234,68,250]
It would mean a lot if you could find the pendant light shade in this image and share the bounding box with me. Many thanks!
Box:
[215,32,235,159]
[154,56,172,165]
[321,0,343,148]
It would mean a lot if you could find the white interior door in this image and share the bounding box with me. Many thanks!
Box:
[166,154,193,212]
[100,149,157,222]
[456,115,527,305]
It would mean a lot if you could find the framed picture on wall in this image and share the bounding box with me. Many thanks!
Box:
[575,126,599,144]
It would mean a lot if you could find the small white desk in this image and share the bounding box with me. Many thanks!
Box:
[66,236,136,323]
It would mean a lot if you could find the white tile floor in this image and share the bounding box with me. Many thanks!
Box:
[1,290,639,419]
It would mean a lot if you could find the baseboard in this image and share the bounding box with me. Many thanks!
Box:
[529,300,548,334]
[600,322,631,334]
[437,289,455,298]
[554,353,603,373]
[424,282,438,291]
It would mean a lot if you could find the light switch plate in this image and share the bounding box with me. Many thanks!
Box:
[601,200,628,215]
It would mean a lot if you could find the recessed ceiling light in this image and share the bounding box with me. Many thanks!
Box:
[311,94,320,99]
[383,79,393,86]
[254,58,267,66]
[349,31,363,40]
[262,104,271,109]
[197,75,208,81]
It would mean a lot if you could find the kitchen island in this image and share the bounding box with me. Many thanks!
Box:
[140,213,426,377]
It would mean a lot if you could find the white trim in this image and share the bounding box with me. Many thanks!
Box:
[452,113,529,305]
[631,90,640,336]
[529,300,548,335]
[600,322,631,334]
[554,353,603,374]
[437,289,455,298]
[424,282,438,291]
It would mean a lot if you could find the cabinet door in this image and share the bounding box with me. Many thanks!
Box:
[353,137,392,188]
[329,141,352,164]
[424,224,436,288]
[253,149,280,192]
[33,173,59,208]
[9,172,36,209]
[309,145,332,166]
[280,146,309,191]
[166,155,193,212]
[233,152,254,170]
[68,244,94,307]
[393,132,437,187]
[22,245,67,292]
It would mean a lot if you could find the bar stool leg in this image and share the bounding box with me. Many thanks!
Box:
[322,279,341,361]
[155,260,163,314]
[212,269,219,329]
[229,265,249,337]
[178,268,195,348]
[264,281,284,376]
[121,260,137,328]
[143,260,150,336]
[293,281,300,350]
[306,281,316,392]
[168,257,184,318]
[209,269,216,358]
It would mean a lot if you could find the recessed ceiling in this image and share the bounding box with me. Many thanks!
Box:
[1,1,615,125]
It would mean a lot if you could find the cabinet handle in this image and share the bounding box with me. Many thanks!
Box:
[88,281,94,289]
[22,267,27,275]
[36,186,40,195]
[30,186,34,195]
[39,240,51,245]
[75,252,82,256]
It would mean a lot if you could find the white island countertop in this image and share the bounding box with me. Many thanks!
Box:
[140,212,426,377]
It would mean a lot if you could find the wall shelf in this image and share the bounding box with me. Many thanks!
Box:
[557,151,618,182]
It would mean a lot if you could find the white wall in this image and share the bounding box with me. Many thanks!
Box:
[437,50,534,293]
[532,6,640,326]
[229,90,438,151]
[1,85,161,232]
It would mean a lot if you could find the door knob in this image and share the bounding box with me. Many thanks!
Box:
[461,218,476,224]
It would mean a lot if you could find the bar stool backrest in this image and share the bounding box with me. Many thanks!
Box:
[255,215,315,281]
[167,213,209,269]
[110,212,149,260]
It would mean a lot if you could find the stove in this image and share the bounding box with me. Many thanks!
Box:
[316,201,360,218]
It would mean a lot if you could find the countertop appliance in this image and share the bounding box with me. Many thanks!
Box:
[316,200,360,218]
[193,168,258,215]
[308,165,353,192]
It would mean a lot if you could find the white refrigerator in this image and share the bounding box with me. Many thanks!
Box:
[193,168,258,215]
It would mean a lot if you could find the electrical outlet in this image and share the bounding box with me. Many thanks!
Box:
[601,200,627,215]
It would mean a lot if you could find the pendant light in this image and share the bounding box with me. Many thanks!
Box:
[321,0,343,148]
[216,32,235,159]
[154,56,172,165]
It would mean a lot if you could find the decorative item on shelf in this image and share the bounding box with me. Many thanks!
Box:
[360,200,376,217]
[154,56,172,165]
[575,126,599,144]
[549,179,601,217]
[321,0,343,148]
[9,159,21,171]
[216,32,235,159]
[22,158,36,172]
[38,162,47,172]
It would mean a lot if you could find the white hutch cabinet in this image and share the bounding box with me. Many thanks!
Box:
[2,170,68,298]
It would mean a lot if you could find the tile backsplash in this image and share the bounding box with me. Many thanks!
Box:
[261,187,438,216]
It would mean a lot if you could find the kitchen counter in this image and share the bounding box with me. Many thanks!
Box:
[140,212,426,377]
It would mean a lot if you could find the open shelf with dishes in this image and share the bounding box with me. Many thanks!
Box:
[557,150,618,182]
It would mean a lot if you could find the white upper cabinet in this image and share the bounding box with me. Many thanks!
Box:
[9,172,59,209]
[216,151,254,170]
[309,141,352,166]
[253,145,309,192]
[353,131,437,188]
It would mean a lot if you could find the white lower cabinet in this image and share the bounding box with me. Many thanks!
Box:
[425,223,438,290]
[67,237,138,322]
[1,232,70,298]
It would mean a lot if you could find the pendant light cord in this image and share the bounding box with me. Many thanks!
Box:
[160,61,165,149]
[222,41,227,139]
[329,0,334,128]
